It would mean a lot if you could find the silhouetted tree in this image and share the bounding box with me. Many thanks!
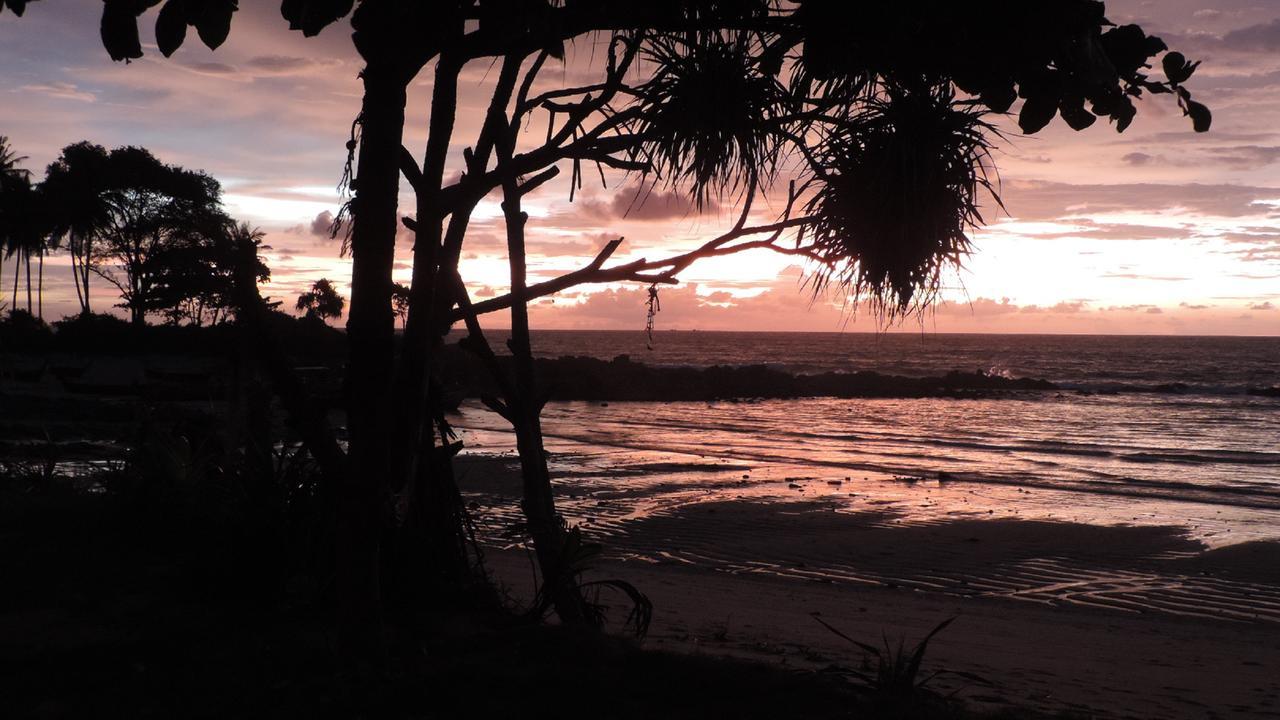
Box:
[41,142,113,316]
[147,220,271,326]
[0,135,29,312]
[295,278,346,322]
[391,282,411,328]
[85,146,225,326]
[0,137,49,317]
[11,0,1211,652]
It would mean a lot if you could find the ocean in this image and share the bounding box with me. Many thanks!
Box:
[454,331,1280,547]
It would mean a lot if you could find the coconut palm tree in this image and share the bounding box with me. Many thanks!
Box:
[0,135,30,312]
[41,142,112,317]
[1,181,49,317]
[0,136,46,316]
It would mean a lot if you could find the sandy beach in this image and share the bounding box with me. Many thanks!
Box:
[460,455,1280,719]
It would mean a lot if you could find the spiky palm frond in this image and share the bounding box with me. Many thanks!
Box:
[803,82,1000,319]
[0,136,31,185]
[630,32,792,208]
[0,165,50,261]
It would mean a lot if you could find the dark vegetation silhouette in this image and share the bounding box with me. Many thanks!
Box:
[73,146,226,326]
[296,278,346,322]
[3,0,1210,707]
[0,135,45,317]
[1,139,267,326]
[391,281,411,328]
[146,221,272,326]
[41,141,114,316]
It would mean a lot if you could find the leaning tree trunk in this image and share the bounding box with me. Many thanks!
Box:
[498,143,589,625]
[70,238,83,315]
[81,238,92,315]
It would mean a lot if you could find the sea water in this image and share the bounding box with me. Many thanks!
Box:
[454,331,1280,545]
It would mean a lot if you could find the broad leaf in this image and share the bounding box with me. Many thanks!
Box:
[155,0,189,57]
[194,0,237,50]
[1058,96,1096,131]
[281,0,353,37]
[1113,96,1137,132]
[1187,100,1212,133]
[979,83,1017,114]
[1162,51,1199,85]
[101,1,144,61]
[1018,94,1058,134]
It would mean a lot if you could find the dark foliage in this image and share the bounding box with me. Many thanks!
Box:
[35,308,344,358]
[295,278,346,321]
[631,32,790,207]
[0,0,31,16]
[0,309,53,349]
[50,145,230,325]
[145,222,270,326]
[792,1,1206,134]
[391,281,411,326]
[803,83,998,316]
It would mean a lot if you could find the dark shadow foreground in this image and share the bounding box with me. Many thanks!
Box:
[0,483,1073,720]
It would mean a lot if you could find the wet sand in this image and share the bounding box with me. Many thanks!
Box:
[459,455,1280,719]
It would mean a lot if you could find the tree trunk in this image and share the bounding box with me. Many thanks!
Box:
[82,239,92,315]
[389,54,473,593]
[71,238,84,314]
[500,155,589,625]
[336,63,410,660]
[25,251,32,312]
[130,273,145,326]
[37,248,43,320]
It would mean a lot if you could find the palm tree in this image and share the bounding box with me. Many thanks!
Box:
[2,182,51,317]
[41,142,112,317]
[0,136,44,316]
[0,136,30,312]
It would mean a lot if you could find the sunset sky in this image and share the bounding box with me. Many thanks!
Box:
[2,0,1279,334]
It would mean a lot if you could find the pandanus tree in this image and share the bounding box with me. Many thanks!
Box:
[6,0,1211,654]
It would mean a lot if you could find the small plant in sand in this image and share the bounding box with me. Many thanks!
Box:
[813,615,989,716]
[530,522,654,639]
